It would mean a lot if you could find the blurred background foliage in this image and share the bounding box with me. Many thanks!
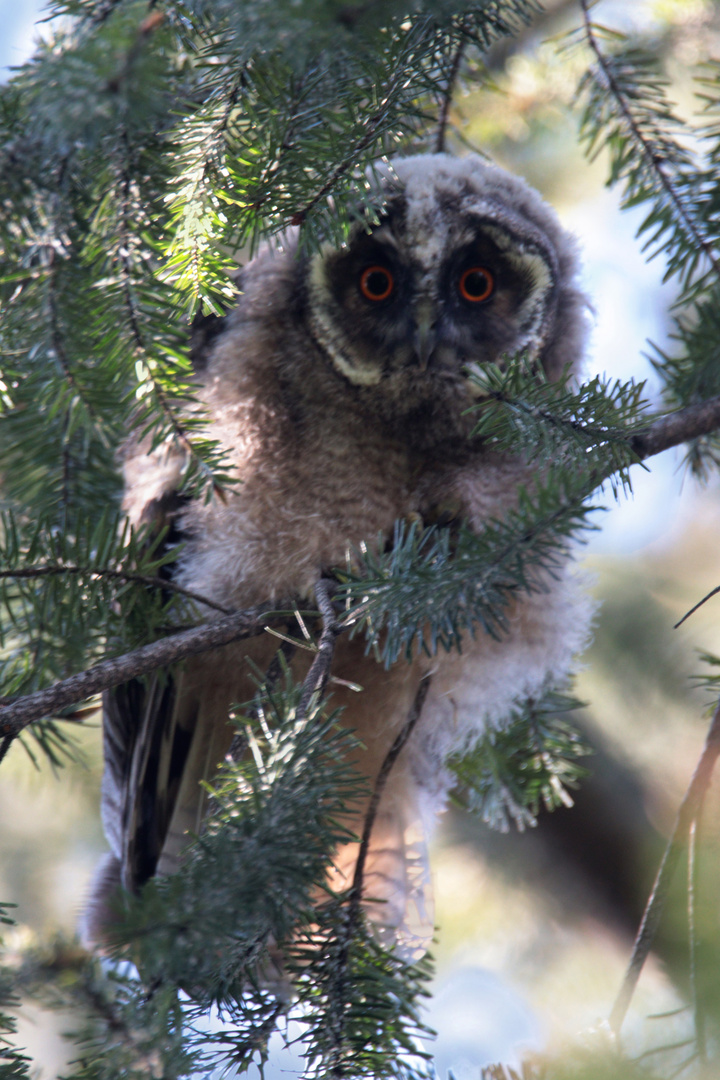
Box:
[2,0,720,1077]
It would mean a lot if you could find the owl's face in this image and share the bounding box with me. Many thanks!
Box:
[304,154,583,418]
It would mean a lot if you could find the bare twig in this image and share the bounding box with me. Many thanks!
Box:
[609,698,720,1036]
[0,605,283,741]
[1,564,233,615]
[674,585,720,630]
[435,30,467,153]
[579,0,720,283]
[296,579,342,721]
[326,673,432,1076]
[350,673,432,904]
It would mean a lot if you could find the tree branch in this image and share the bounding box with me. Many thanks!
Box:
[296,579,342,722]
[349,673,432,904]
[435,29,467,154]
[1,393,720,750]
[609,698,720,1037]
[288,42,416,227]
[0,605,284,741]
[579,0,720,283]
[674,584,720,630]
[0,563,233,615]
[629,395,720,461]
[327,673,432,1076]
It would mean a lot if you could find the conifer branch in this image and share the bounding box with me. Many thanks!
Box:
[1,394,719,752]
[47,262,79,396]
[288,40,420,226]
[87,0,127,30]
[628,393,720,461]
[579,0,720,283]
[117,131,221,489]
[252,69,311,223]
[609,697,720,1036]
[0,605,280,740]
[0,564,233,614]
[45,248,102,429]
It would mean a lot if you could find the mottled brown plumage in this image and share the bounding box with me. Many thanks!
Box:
[86,154,593,957]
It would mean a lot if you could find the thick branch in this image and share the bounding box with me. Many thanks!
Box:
[609,698,720,1036]
[629,395,720,461]
[0,606,282,740]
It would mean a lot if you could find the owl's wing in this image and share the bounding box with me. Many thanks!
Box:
[101,672,181,889]
[98,458,199,895]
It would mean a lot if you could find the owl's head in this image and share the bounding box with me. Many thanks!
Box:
[304,154,587,417]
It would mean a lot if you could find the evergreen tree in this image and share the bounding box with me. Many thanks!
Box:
[2,1,720,1076]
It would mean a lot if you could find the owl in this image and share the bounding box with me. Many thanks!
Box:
[87,153,593,958]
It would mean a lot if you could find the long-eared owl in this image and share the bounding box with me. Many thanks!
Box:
[87,153,593,957]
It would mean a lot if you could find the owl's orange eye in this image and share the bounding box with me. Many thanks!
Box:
[360,265,394,301]
[459,266,494,303]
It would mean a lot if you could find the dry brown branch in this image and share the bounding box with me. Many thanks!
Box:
[296,578,342,722]
[0,605,284,741]
[609,698,720,1036]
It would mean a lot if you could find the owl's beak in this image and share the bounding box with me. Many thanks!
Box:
[412,318,437,370]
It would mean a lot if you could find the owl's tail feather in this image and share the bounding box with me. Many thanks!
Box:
[80,852,123,949]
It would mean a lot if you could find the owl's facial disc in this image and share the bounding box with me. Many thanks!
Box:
[305,208,557,396]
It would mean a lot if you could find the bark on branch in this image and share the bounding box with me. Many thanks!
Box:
[629,395,720,462]
[0,606,283,741]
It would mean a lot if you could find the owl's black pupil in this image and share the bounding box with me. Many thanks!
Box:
[366,271,389,296]
[464,271,489,296]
